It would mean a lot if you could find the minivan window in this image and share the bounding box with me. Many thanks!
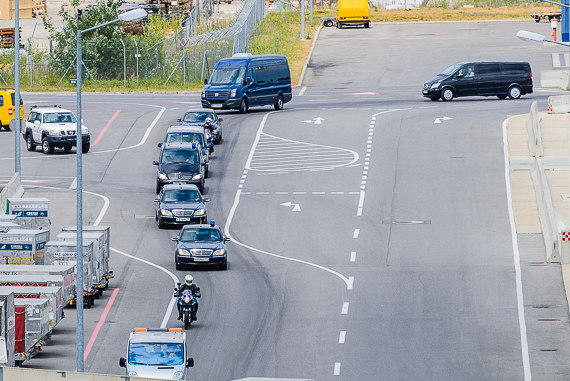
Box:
[502,63,526,74]
[0,95,3,107]
[440,63,463,76]
[209,67,246,85]
[161,149,199,164]
[10,93,22,106]
[478,63,500,77]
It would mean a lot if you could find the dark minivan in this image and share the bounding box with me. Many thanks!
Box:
[201,53,292,113]
[422,62,533,101]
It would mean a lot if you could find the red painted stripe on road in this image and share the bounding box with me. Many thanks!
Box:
[84,287,120,361]
[91,110,121,147]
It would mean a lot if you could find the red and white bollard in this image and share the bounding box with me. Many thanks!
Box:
[552,18,559,41]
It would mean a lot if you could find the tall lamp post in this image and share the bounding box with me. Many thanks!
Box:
[15,0,21,175]
[74,7,147,372]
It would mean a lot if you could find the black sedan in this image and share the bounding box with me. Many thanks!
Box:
[179,108,223,144]
[173,222,229,270]
[155,184,208,229]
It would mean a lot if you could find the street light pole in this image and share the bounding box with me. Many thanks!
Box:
[301,0,306,40]
[74,8,147,372]
[15,0,21,175]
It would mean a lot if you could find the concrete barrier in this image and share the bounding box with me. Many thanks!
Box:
[546,94,570,114]
[530,157,561,262]
[0,367,162,381]
[563,231,570,263]
[525,101,544,157]
[0,173,24,215]
[540,70,570,90]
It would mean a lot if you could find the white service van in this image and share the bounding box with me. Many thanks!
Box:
[119,328,194,380]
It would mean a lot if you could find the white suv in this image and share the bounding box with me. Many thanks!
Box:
[23,106,90,154]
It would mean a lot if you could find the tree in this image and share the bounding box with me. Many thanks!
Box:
[43,0,127,79]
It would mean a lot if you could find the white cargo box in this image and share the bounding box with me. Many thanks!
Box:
[0,222,21,233]
[7,198,50,232]
[0,215,18,223]
[0,286,64,329]
[0,229,50,265]
[0,292,15,367]
[62,226,110,280]
[0,274,75,306]
[13,298,51,355]
[57,232,106,287]
[44,241,94,292]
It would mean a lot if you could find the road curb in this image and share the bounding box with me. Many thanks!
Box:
[296,24,323,87]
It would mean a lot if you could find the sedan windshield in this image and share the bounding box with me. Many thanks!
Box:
[166,132,205,147]
[440,63,463,76]
[128,342,184,366]
[181,228,222,242]
[161,149,199,164]
[43,112,77,123]
[162,189,201,203]
[182,112,215,124]
[208,67,245,85]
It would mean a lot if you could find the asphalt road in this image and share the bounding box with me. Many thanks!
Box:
[1,19,570,381]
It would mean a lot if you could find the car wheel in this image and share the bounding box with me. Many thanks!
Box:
[63,145,72,151]
[41,137,54,154]
[497,95,507,100]
[3,124,11,131]
[199,184,204,194]
[176,261,182,271]
[337,21,342,29]
[239,98,248,113]
[534,15,541,22]
[82,143,90,153]
[364,22,370,28]
[508,86,521,100]
[274,94,284,110]
[325,20,333,27]
[26,134,36,151]
[156,182,161,194]
[220,260,227,271]
[429,96,439,101]
[440,88,454,102]
[205,166,209,178]
[157,216,165,229]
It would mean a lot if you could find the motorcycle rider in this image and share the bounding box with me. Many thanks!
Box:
[203,117,215,153]
[175,274,201,321]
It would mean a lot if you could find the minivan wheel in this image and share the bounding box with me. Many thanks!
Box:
[508,86,521,100]
[441,88,454,102]
[239,98,248,113]
[274,95,284,110]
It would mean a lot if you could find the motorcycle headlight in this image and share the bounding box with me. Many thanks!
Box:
[173,371,184,380]
[192,174,203,180]
[177,248,191,256]
[230,89,237,97]
[128,371,138,377]
[213,248,226,256]
[201,90,205,98]
[157,172,168,180]
[183,296,191,304]
[194,208,206,216]
[160,209,172,217]
[430,82,441,89]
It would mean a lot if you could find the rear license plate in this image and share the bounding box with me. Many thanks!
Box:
[176,218,191,222]
[194,257,209,262]
[211,104,222,108]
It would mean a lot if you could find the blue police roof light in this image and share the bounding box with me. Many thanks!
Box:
[210,220,215,227]
[192,142,197,149]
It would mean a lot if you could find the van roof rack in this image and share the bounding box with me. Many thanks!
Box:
[232,53,253,58]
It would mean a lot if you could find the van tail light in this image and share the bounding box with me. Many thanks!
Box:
[8,108,13,115]
[530,72,533,79]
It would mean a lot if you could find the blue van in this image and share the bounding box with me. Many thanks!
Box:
[201,53,292,113]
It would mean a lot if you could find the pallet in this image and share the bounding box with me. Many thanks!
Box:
[32,0,47,17]
[0,27,22,49]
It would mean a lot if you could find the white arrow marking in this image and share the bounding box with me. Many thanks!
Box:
[301,117,324,125]
[434,116,453,124]
[280,201,301,212]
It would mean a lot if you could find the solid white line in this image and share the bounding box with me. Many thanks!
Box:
[502,116,532,380]
[350,251,356,262]
[339,331,346,344]
[69,177,77,190]
[334,362,341,376]
[341,302,349,314]
[299,86,307,96]
[353,229,360,238]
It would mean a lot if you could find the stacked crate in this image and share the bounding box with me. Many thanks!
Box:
[0,28,22,49]
[0,0,34,20]
[32,0,47,18]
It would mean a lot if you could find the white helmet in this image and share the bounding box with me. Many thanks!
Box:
[205,117,212,125]
[185,274,193,286]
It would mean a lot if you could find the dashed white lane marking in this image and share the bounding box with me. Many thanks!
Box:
[350,251,356,262]
[334,362,341,376]
[347,276,354,290]
[69,177,77,190]
[353,229,360,238]
[341,302,349,314]
[339,331,346,344]
[299,86,307,96]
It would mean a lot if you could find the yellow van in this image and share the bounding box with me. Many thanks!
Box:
[337,0,370,28]
[0,89,24,131]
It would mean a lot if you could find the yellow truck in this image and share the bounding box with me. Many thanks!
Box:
[335,0,370,28]
[0,89,24,131]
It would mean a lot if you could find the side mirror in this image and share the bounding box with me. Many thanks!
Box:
[172,237,179,242]
[152,160,159,165]
[186,358,194,368]
[154,198,160,202]
[157,142,163,148]
[203,78,208,85]
[119,357,126,368]
[177,118,182,122]
[203,198,209,202]
[246,78,253,85]
[224,237,231,242]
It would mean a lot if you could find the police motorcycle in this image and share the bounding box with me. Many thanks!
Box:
[175,282,200,329]
[202,119,215,155]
